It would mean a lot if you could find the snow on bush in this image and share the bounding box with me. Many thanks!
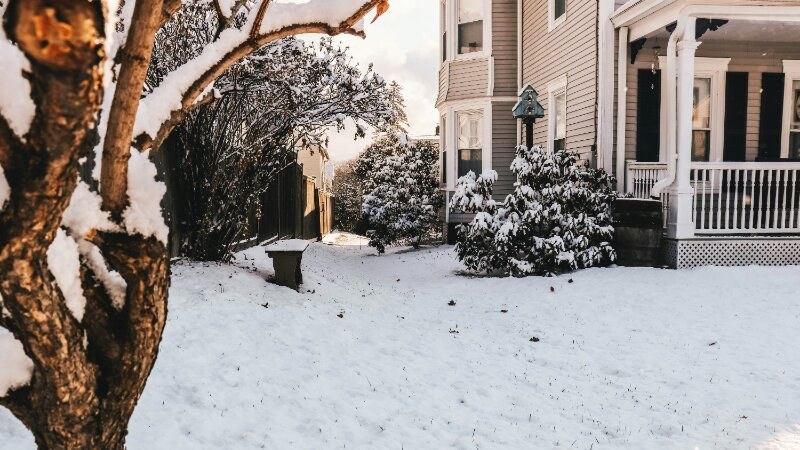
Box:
[359,134,442,254]
[451,145,617,276]
[0,331,33,397]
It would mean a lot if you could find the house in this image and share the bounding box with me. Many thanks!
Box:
[437,0,800,267]
[296,143,333,192]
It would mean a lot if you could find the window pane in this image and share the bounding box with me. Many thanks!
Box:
[441,1,447,61]
[458,112,482,149]
[791,80,800,131]
[554,0,566,19]
[790,132,800,159]
[693,78,711,129]
[458,149,482,178]
[459,0,482,23]
[554,138,566,152]
[692,130,710,161]
[458,21,483,54]
[555,92,566,140]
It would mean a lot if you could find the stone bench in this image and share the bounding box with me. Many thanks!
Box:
[263,239,309,290]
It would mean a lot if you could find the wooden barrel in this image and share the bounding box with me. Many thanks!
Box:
[612,198,663,267]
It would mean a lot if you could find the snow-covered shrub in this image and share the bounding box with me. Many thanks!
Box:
[360,134,443,254]
[451,145,616,276]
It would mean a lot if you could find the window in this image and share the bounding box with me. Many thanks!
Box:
[441,0,447,62]
[547,76,568,152]
[457,112,483,177]
[441,116,447,184]
[549,0,567,31]
[553,92,566,151]
[458,0,483,55]
[692,77,712,161]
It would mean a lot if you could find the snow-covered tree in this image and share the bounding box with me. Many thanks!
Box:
[332,159,363,232]
[360,134,442,254]
[162,28,398,261]
[0,0,390,447]
[451,145,617,276]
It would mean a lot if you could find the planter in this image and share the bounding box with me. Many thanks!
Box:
[612,198,663,267]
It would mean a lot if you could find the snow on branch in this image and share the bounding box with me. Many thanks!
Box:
[0,331,34,397]
[133,0,387,149]
[0,1,35,139]
[0,165,9,212]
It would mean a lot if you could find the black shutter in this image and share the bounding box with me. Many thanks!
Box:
[723,72,748,161]
[759,73,785,160]
[636,69,661,162]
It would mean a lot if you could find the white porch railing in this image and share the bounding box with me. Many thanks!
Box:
[690,162,800,234]
[625,161,800,234]
[626,161,668,199]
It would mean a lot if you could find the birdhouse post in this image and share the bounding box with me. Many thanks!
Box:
[512,85,545,149]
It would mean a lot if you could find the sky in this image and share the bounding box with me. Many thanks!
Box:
[324,0,439,163]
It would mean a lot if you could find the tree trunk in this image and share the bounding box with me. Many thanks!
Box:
[0,1,170,448]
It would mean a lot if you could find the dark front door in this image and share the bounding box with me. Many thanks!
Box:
[636,69,661,162]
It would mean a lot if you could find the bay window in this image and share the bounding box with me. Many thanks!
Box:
[458,112,483,177]
[458,0,483,55]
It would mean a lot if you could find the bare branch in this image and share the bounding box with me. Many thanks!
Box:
[101,0,165,219]
[160,0,183,28]
[251,0,273,39]
[136,0,387,151]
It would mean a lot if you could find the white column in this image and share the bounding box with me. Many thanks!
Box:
[667,18,698,239]
[615,27,629,193]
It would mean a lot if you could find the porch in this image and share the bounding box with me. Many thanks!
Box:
[612,1,800,267]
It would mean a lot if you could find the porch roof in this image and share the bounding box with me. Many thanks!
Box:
[611,0,800,40]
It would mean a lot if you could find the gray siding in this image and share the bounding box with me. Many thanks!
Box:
[492,0,518,97]
[624,40,800,162]
[437,64,449,106]
[521,0,598,161]
[447,58,490,101]
[492,101,519,197]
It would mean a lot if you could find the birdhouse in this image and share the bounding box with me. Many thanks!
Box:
[512,85,545,123]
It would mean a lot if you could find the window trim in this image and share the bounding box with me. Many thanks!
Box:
[456,110,485,178]
[548,0,567,32]
[781,60,800,158]
[547,75,568,152]
[447,0,490,61]
[440,99,493,190]
[657,56,730,162]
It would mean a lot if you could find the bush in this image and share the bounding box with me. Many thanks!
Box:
[360,134,443,253]
[451,145,616,276]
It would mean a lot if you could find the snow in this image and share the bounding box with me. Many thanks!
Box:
[46,230,87,322]
[2,236,800,448]
[0,2,35,139]
[62,182,119,237]
[263,239,310,253]
[0,332,33,398]
[123,149,169,244]
[0,165,9,211]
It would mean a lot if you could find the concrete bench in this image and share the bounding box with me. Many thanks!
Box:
[263,239,309,290]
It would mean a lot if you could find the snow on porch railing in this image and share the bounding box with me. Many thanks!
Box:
[691,162,800,234]
[625,161,668,199]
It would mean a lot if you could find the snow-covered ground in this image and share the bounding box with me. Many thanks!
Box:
[2,232,800,449]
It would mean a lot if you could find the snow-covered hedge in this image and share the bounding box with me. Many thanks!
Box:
[359,134,442,254]
[451,145,616,276]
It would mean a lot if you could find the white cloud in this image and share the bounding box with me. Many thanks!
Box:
[325,0,438,163]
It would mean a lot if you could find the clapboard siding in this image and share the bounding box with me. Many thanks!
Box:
[624,40,800,162]
[521,0,599,161]
[492,0,518,97]
[437,64,449,106]
[447,58,490,101]
[492,101,519,197]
